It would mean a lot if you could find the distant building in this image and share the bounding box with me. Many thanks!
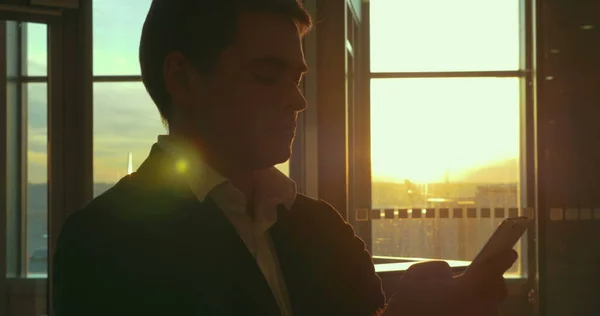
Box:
[127,152,133,175]
[474,184,518,208]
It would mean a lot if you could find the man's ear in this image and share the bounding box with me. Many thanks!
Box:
[164,51,195,106]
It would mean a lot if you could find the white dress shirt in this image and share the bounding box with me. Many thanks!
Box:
[157,135,296,316]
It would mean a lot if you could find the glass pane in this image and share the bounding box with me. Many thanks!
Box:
[370,0,520,72]
[93,82,165,196]
[27,83,48,278]
[25,23,47,76]
[93,0,153,75]
[370,78,523,276]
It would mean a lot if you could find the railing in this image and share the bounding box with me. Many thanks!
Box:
[367,207,535,276]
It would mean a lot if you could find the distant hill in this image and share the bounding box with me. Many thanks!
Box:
[459,158,519,184]
[94,182,117,197]
[27,157,519,212]
[371,157,519,208]
[27,183,47,213]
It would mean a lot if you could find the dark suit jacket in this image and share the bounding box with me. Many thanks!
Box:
[53,145,386,316]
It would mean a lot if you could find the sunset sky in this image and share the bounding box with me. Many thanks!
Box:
[26,0,520,186]
[369,0,521,183]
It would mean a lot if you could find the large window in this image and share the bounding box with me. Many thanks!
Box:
[369,0,525,276]
[92,0,290,197]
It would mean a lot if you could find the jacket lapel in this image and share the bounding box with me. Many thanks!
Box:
[197,199,281,316]
[270,203,320,315]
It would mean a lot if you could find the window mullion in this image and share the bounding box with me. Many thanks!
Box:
[0,20,26,280]
[93,75,142,82]
[371,70,525,79]
[19,76,47,83]
[18,21,29,277]
[47,2,93,312]
[520,0,537,308]
[0,20,7,309]
[352,0,372,251]
[297,0,318,198]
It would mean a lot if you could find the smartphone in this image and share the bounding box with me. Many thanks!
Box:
[465,216,532,273]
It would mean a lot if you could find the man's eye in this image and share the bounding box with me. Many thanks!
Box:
[254,74,279,85]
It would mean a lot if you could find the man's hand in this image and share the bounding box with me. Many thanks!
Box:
[383,250,518,316]
[452,249,518,315]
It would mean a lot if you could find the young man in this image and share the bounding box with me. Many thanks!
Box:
[53,0,517,315]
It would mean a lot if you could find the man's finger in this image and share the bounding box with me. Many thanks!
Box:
[486,249,518,275]
[469,249,518,278]
[455,271,508,297]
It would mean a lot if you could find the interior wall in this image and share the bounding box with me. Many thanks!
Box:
[535,0,600,314]
[8,294,45,316]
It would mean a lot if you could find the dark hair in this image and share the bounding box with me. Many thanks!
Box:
[139,0,312,127]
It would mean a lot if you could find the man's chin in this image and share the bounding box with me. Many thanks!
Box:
[267,155,292,168]
[255,148,292,169]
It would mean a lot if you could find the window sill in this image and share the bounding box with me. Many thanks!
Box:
[374,257,472,274]
[6,277,47,296]
[374,257,529,296]
[5,263,529,296]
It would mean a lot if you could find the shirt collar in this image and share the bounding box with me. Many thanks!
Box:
[156,135,297,210]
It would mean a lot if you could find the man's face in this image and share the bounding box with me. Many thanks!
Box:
[187,12,307,169]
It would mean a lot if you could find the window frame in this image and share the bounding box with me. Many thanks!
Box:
[293,0,319,197]
[3,17,54,281]
[352,0,536,283]
[0,4,82,315]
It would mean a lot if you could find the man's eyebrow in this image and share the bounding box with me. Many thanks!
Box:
[250,56,309,73]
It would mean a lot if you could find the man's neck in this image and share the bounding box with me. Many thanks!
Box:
[169,130,257,205]
[214,163,255,199]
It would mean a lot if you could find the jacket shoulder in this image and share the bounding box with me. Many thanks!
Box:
[58,173,195,249]
[292,193,347,222]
